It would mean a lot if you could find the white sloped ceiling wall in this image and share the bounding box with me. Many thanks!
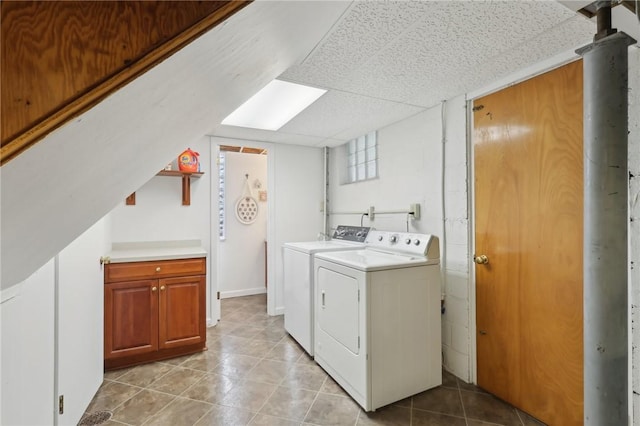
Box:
[0,1,351,290]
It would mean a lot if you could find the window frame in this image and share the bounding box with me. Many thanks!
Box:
[345,130,378,184]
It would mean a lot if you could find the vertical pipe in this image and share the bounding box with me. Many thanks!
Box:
[440,100,448,300]
[323,146,329,237]
[577,30,635,424]
[595,2,615,40]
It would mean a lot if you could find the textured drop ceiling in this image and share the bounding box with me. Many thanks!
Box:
[210,0,595,147]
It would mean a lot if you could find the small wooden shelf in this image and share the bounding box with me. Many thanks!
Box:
[156,170,204,179]
[126,170,204,206]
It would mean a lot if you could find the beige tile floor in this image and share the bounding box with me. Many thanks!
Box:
[82,294,545,426]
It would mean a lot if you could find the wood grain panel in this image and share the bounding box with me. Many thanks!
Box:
[104,280,158,359]
[474,60,583,426]
[159,276,206,349]
[105,257,206,283]
[1,0,250,164]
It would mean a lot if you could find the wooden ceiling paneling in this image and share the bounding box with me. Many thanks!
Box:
[1,0,250,164]
[220,145,267,155]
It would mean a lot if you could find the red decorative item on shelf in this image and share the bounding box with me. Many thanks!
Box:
[178,148,199,172]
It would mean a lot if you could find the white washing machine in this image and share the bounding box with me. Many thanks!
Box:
[283,225,371,356]
[313,230,442,411]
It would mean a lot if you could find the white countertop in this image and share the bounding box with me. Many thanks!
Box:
[107,240,207,263]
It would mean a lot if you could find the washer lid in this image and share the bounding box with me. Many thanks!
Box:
[315,248,438,271]
[283,240,363,254]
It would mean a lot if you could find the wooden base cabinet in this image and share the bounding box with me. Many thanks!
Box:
[104,258,206,370]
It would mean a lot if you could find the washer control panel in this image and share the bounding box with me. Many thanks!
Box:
[365,230,440,258]
[332,225,371,243]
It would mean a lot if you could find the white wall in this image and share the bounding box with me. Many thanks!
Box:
[0,216,112,426]
[56,216,111,426]
[327,104,472,380]
[1,260,56,426]
[0,1,351,291]
[272,143,325,315]
[218,151,268,298]
[439,47,640,394]
[329,109,443,235]
[109,136,213,323]
[441,95,472,381]
[628,46,640,425]
[325,47,640,390]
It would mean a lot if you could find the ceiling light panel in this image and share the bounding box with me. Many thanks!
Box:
[221,80,327,131]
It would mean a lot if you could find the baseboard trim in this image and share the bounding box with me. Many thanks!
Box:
[220,287,267,299]
[274,306,285,316]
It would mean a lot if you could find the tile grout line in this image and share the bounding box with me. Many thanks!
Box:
[457,379,470,426]
[208,298,270,425]
[139,395,179,426]
[91,382,146,422]
[301,374,327,424]
[190,404,216,426]
[97,295,521,426]
[409,391,414,426]
[245,332,286,424]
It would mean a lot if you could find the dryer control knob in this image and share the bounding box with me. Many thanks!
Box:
[378,235,384,241]
[405,238,412,244]
[389,235,397,243]
[414,239,421,246]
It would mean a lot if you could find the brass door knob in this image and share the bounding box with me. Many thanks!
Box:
[160,286,165,291]
[152,286,158,292]
[474,255,489,265]
[155,267,161,272]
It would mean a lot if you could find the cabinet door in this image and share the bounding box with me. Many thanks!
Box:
[158,276,205,349]
[104,280,158,359]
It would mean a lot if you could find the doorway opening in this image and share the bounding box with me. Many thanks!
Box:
[216,144,268,320]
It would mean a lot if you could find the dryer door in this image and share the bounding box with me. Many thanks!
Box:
[317,266,360,354]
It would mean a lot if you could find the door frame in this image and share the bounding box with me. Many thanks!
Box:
[465,49,583,385]
[209,137,276,322]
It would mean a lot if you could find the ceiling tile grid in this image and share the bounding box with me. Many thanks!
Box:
[430,13,595,103]
[283,1,581,107]
[279,89,424,141]
[281,1,432,88]
[215,1,596,148]
[210,125,329,146]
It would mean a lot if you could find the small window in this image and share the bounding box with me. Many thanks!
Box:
[345,131,377,184]
[218,151,226,240]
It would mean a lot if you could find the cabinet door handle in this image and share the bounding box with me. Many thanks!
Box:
[152,286,158,292]
[321,291,325,308]
[155,267,161,272]
[160,285,165,291]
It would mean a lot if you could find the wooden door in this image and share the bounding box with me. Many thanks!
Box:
[158,275,206,349]
[104,280,158,359]
[474,60,583,425]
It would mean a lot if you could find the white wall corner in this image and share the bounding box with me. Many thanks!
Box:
[443,345,470,382]
[451,323,470,356]
[444,217,469,245]
[219,288,267,299]
[442,320,453,347]
[444,243,470,274]
[445,271,470,301]
[443,295,469,328]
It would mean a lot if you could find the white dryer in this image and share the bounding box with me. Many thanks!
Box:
[313,230,441,411]
[283,225,370,355]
